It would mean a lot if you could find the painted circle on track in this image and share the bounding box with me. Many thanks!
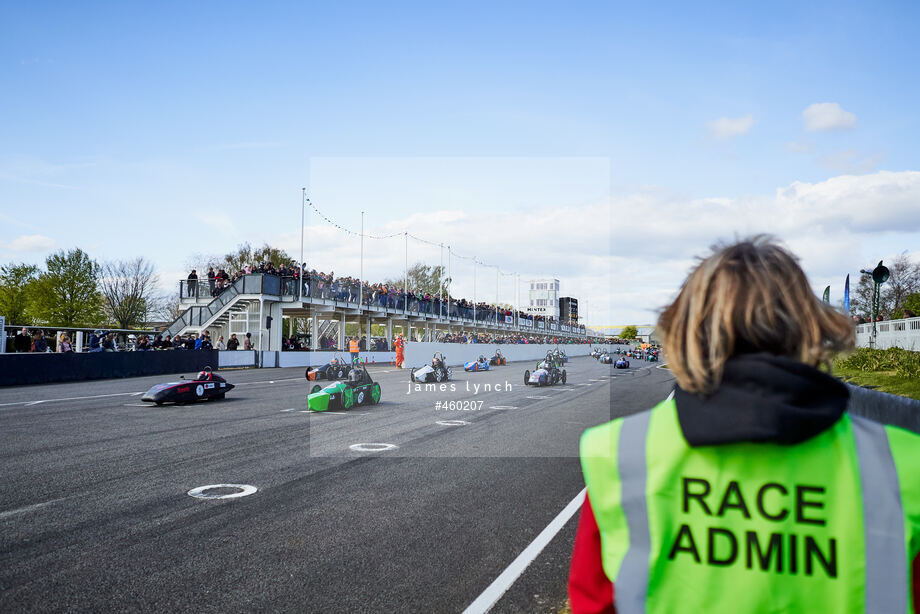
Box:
[187,484,257,500]
[489,405,518,410]
[436,420,469,426]
[349,443,398,452]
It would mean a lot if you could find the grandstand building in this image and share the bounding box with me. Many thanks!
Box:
[527,278,560,320]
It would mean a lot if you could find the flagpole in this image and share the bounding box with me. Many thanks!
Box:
[299,187,305,302]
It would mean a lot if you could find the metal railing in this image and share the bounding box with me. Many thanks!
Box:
[170,273,589,338]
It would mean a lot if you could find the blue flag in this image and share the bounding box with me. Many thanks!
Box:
[844,274,850,315]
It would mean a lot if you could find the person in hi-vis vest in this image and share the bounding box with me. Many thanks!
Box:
[569,236,920,614]
[349,337,360,366]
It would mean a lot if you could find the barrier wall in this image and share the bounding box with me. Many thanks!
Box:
[403,343,593,368]
[277,351,396,368]
[218,350,258,368]
[846,383,920,434]
[0,350,221,387]
[855,317,920,350]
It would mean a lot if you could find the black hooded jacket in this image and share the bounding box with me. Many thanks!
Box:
[674,353,850,447]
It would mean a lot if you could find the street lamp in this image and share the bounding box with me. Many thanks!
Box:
[859,260,890,349]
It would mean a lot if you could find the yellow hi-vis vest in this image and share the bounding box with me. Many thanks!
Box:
[580,398,920,614]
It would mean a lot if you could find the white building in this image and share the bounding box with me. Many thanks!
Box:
[527,278,560,319]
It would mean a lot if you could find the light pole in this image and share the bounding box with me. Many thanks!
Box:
[299,188,306,302]
[860,261,890,349]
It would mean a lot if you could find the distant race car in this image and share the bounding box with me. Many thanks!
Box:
[141,367,234,406]
[599,353,613,364]
[489,349,507,366]
[411,352,452,383]
[306,356,351,381]
[615,358,630,369]
[308,366,381,411]
[524,358,567,386]
[591,348,603,359]
[464,355,491,372]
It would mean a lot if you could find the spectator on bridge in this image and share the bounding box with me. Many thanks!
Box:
[187,270,198,297]
[227,333,240,351]
[14,327,30,353]
[102,332,117,352]
[57,334,73,353]
[207,267,216,295]
[568,237,899,614]
[243,332,253,350]
[31,330,48,353]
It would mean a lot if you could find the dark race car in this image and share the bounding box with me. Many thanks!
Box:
[308,366,381,411]
[489,349,507,366]
[306,355,352,381]
[141,367,234,405]
[524,358,567,386]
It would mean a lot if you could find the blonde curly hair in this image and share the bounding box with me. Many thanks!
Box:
[657,236,855,395]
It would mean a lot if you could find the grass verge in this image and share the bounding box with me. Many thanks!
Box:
[833,347,920,401]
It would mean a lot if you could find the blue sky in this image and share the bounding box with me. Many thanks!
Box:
[2,1,919,324]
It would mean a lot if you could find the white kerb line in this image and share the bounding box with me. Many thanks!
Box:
[462,487,587,614]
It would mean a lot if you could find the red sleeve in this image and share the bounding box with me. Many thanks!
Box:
[568,494,616,614]
[913,553,919,613]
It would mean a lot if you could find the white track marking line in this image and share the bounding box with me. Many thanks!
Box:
[280,408,297,412]
[0,497,69,520]
[462,488,586,614]
[0,391,143,408]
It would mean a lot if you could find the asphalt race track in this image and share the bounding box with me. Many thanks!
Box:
[0,355,675,613]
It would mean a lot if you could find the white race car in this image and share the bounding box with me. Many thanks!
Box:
[410,352,452,383]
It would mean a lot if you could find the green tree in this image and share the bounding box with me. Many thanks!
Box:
[31,248,104,327]
[900,292,920,319]
[99,257,160,329]
[620,325,638,340]
[384,262,451,296]
[0,263,40,324]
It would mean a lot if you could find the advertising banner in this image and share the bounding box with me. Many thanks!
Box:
[505,315,513,324]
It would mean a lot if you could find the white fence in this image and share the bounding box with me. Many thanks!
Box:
[855,317,920,350]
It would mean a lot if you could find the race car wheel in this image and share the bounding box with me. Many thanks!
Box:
[335,368,345,379]
[562,370,567,385]
[435,367,445,382]
[215,393,226,399]
[370,383,381,404]
[446,367,452,379]
[155,401,164,406]
[311,384,322,394]
[524,370,530,385]
[342,387,354,409]
[356,389,366,405]
[410,370,416,383]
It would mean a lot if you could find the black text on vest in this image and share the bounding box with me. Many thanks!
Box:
[667,477,837,578]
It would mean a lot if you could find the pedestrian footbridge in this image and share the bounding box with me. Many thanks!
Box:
[168,274,596,357]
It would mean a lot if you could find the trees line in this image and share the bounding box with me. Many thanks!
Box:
[0,249,161,329]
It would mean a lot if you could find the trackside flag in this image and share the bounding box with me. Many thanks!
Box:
[844,275,850,315]
[823,286,830,304]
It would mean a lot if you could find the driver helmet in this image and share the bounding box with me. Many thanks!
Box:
[197,369,213,381]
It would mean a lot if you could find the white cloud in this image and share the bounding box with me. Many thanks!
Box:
[706,114,755,139]
[817,149,883,174]
[802,102,857,132]
[600,170,920,322]
[1,234,56,252]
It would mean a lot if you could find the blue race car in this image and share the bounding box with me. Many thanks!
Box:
[464,355,490,372]
[615,357,630,369]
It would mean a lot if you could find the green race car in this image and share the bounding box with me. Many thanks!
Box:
[307,366,381,411]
